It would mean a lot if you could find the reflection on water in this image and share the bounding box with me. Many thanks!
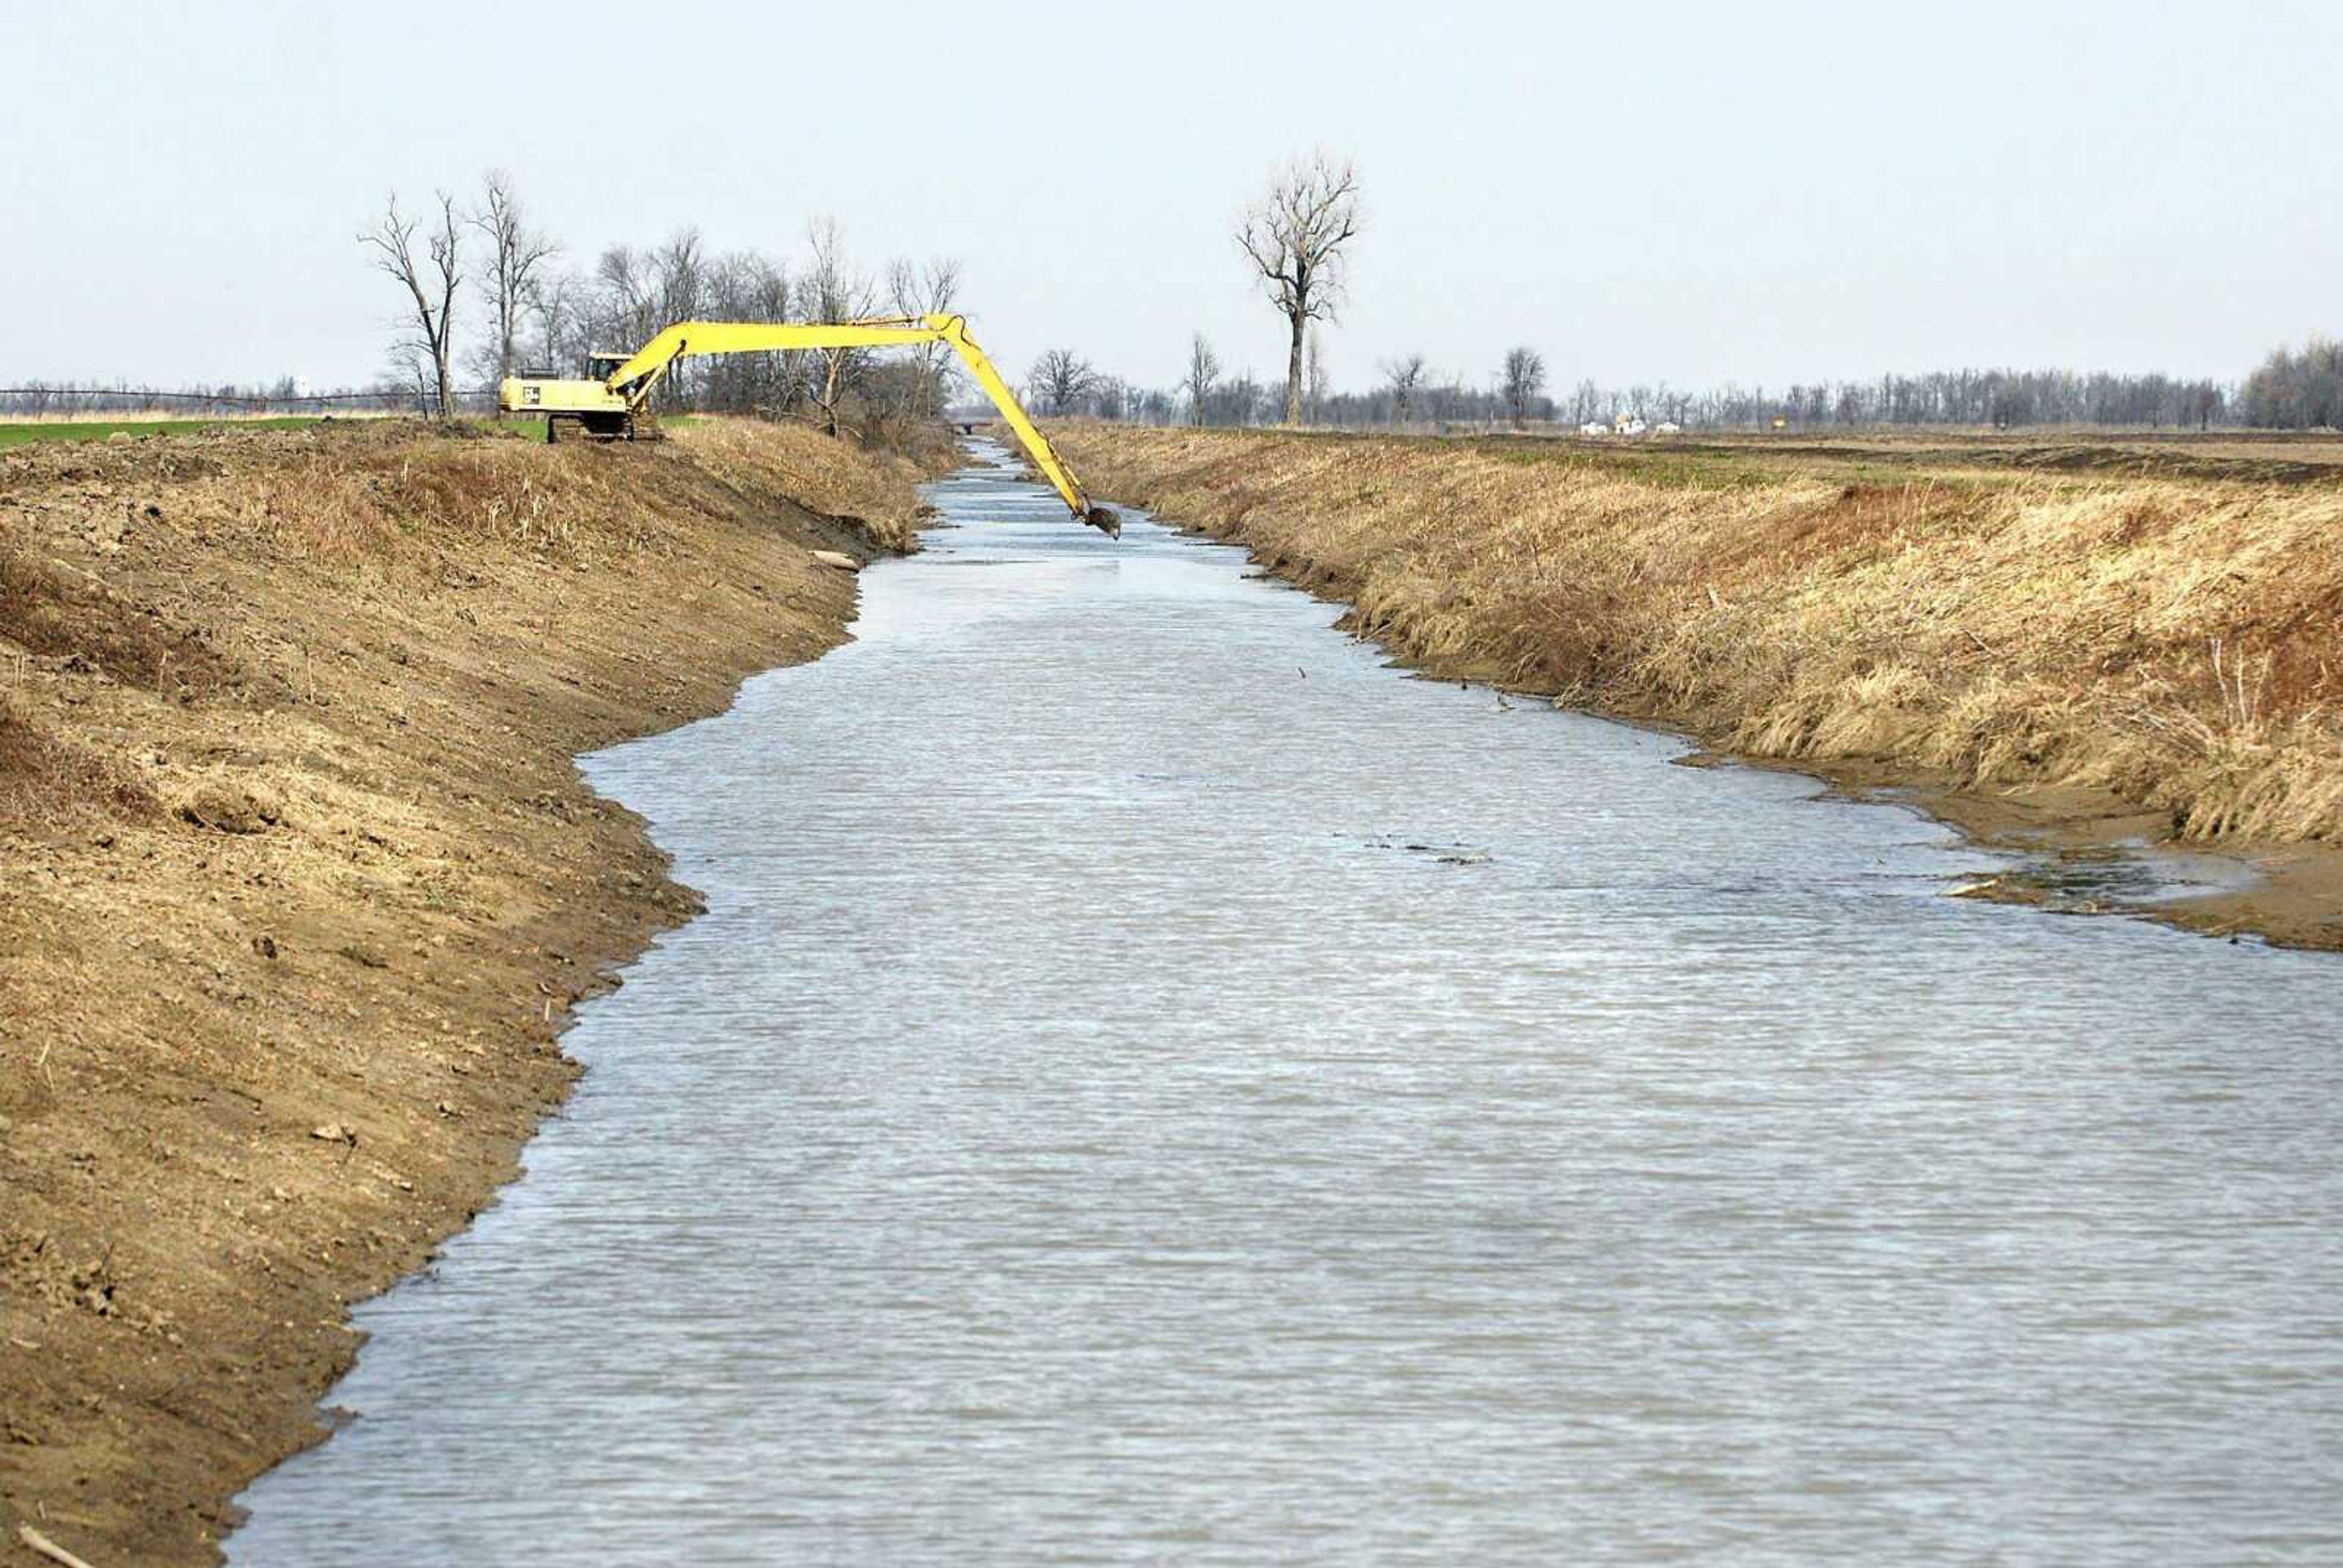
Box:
[231,444,2343,1565]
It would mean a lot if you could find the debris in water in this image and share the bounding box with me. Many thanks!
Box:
[1366,835,1493,865]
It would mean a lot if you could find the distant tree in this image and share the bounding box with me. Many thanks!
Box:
[1214,370,1265,426]
[1030,348,1096,415]
[652,229,705,322]
[797,218,876,437]
[362,190,462,421]
[526,268,580,375]
[1380,353,1428,426]
[1184,333,1220,425]
[470,171,558,385]
[2184,379,2224,431]
[2241,337,2343,428]
[699,250,796,414]
[1433,372,1470,427]
[1306,329,1330,424]
[888,255,963,415]
[592,243,655,351]
[1237,150,1362,425]
[644,229,707,407]
[1088,375,1129,421]
[387,345,435,419]
[1501,346,1547,428]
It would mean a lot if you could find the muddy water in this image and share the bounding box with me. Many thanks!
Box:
[231,444,2343,1564]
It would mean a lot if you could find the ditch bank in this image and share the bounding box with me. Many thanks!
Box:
[1053,424,2343,950]
[1,416,937,1566]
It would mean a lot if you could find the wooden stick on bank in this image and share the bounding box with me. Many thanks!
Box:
[19,1524,100,1568]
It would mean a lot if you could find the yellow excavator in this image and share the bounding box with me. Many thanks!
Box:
[497,313,1118,535]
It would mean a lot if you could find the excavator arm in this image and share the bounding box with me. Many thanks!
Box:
[504,314,1117,535]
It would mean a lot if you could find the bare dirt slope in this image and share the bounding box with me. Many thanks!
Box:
[1054,424,2343,949]
[1,417,936,1566]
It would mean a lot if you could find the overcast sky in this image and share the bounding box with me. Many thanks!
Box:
[6,0,2338,396]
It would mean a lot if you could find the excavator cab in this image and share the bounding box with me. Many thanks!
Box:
[502,352,636,442]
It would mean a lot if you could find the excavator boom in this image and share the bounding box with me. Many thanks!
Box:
[500,314,1117,535]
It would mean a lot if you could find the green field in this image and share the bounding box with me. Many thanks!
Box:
[0,416,325,449]
[0,415,580,450]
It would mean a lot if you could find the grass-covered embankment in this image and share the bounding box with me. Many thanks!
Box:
[1055,425,2343,945]
[1,415,940,1564]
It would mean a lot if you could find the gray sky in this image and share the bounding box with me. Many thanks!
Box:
[7,0,2338,395]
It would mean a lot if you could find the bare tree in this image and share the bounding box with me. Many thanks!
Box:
[594,244,650,343]
[470,171,558,384]
[1380,352,1427,426]
[1184,333,1220,426]
[888,255,963,415]
[1221,371,1265,426]
[798,218,876,437]
[528,268,580,375]
[1029,349,1096,415]
[1433,372,1470,428]
[652,229,705,324]
[1306,329,1330,425]
[614,229,708,408]
[700,250,796,415]
[362,190,462,421]
[1236,151,1362,425]
[1570,378,1601,426]
[2241,336,2343,428]
[1502,346,1547,429]
[1088,375,1129,421]
[386,346,434,418]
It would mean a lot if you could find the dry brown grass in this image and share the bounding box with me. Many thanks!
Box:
[0,686,156,822]
[1059,426,2343,846]
[669,418,934,552]
[1,542,240,695]
[62,416,944,574]
[1,411,943,1567]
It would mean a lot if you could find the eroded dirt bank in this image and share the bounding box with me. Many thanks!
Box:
[1,417,937,1564]
[1054,425,2343,949]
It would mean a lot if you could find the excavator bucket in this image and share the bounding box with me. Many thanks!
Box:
[1085,506,1121,538]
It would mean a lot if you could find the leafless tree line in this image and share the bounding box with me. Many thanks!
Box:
[2239,337,2343,429]
[0,379,431,417]
[1661,370,2233,432]
[1038,148,2312,438]
[357,173,967,436]
[11,348,2281,437]
[21,153,2328,437]
[1098,334,1557,430]
[1061,340,2277,436]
